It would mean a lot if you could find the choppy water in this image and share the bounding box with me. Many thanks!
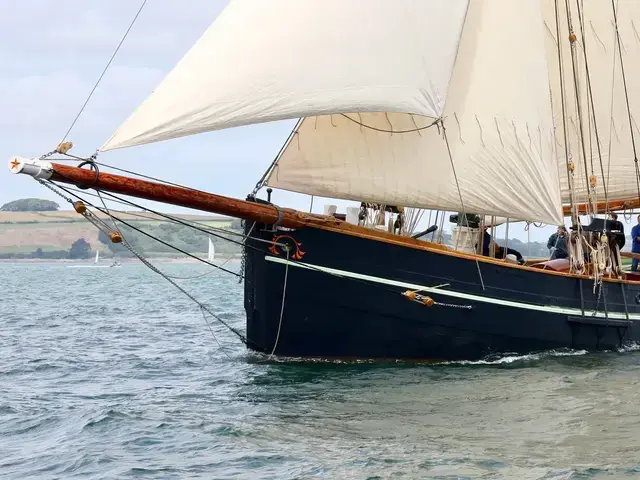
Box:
[3,262,640,479]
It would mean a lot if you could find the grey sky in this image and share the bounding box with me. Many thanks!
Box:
[1,1,573,243]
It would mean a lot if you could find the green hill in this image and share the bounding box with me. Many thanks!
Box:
[0,210,242,259]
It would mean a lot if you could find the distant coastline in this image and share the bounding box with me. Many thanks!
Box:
[0,256,242,264]
[0,207,242,261]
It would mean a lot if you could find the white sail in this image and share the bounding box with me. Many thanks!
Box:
[267,0,562,224]
[207,238,215,262]
[541,0,640,205]
[101,0,469,151]
[101,0,640,225]
[94,249,99,263]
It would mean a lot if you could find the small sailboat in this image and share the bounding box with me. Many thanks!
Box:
[207,237,215,263]
[11,1,640,359]
[67,248,111,268]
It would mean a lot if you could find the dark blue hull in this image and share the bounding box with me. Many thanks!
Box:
[243,222,640,360]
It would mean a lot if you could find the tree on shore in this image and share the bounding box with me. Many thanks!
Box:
[1,198,60,212]
[69,238,91,259]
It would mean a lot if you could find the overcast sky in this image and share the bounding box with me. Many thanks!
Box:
[1,1,578,243]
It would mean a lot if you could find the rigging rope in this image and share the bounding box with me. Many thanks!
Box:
[574,0,610,211]
[611,0,640,204]
[270,249,290,356]
[37,180,249,347]
[60,0,147,144]
[340,114,438,134]
[565,0,595,217]
[441,120,486,291]
[554,0,579,227]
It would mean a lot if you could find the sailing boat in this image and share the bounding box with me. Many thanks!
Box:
[67,248,112,268]
[207,237,215,263]
[10,0,640,359]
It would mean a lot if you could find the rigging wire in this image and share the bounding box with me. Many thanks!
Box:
[50,178,472,304]
[60,0,147,144]
[39,179,249,347]
[59,152,218,196]
[96,189,280,251]
[49,162,276,252]
[270,249,290,356]
[554,0,579,227]
[564,0,595,217]
[47,181,243,278]
[574,0,610,211]
[441,121,486,291]
[54,186,253,277]
[611,0,640,203]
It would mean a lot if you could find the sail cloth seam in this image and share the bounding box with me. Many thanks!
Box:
[265,256,640,321]
[60,0,147,144]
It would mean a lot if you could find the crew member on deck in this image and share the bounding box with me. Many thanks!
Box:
[481,227,525,265]
[631,215,640,271]
[549,226,569,260]
[608,212,626,250]
[547,226,564,255]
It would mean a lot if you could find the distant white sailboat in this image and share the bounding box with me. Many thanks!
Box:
[67,248,115,268]
[207,237,215,262]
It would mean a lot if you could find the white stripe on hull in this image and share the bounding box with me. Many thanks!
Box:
[265,256,640,321]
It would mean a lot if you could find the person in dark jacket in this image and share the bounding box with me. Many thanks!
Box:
[608,212,626,250]
[547,226,563,254]
[549,226,569,259]
[631,215,640,271]
[481,227,525,264]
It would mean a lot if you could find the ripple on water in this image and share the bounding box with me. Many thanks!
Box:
[3,262,640,479]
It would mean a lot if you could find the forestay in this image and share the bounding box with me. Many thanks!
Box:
[101,0,564,225]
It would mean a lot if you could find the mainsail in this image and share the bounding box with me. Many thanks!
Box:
[541,0,640,205]
[97,0,640,225]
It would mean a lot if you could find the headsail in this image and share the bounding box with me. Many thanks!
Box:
[101,0,469,151]
[100,0,566,225]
